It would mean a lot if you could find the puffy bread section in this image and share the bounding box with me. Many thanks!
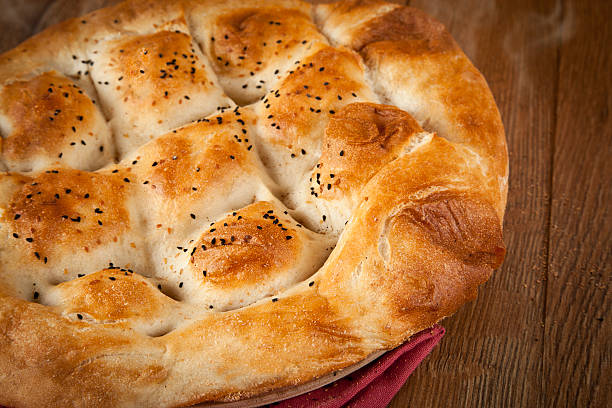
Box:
[252,45,378,191]
[318,135,504,341]
[189,0,328,105]
[0,167,149,299]
[165,201,333,310]
[314,0,401,46]
[0,0,187,81]
[48,269,182,335]
[309,102,430,231]
[159,290,370,406]
[0,71,114,172]
[0,295,170,408]
[89,17,232,156]
[316,3,508,216]
[126,107,277,245]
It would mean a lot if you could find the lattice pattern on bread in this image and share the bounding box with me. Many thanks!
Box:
[0,1,508,407]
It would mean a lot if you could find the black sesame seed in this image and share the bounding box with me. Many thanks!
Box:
[190,213,196,219]
[109,276,116,281]
[309,281,314,286]
[286,236,292,240]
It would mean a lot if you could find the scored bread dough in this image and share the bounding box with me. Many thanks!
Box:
[0,1,508,407]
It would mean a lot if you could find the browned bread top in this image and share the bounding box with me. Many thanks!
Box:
[0,1,507,406]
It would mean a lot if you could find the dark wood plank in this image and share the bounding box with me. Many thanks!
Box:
[544,1,612,406]
[390,0,558,406]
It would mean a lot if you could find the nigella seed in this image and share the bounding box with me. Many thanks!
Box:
[190,213,196,219]
[309,281,314,286]
[14,214,21,220]
[33,291,39,299]
[109,276,116,281]
[179,282,183,288]
[77,314,83,319]
[286,236,292,240]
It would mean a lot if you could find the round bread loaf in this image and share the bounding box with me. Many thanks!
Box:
[0,0,508,406]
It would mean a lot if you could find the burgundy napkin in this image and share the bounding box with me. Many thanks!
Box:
[273,325,445,408]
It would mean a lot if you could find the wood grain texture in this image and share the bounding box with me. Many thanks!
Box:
[0,1,610,407]
[544,0,612,406]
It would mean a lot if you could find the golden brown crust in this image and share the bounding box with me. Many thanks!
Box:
[0,0,508,406]
[0,71,114,172]
[312,102,424,208]
[191,202,300,288]
[316,2,508,216]
[4,168,130,263]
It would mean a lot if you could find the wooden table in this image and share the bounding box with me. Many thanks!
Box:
[1,0,610,406]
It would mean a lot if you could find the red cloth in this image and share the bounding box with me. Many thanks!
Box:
[274,325,445,408]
